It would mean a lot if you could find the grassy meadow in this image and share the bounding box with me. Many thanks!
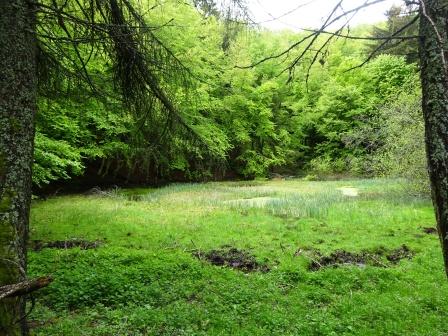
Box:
[28,179,448,335]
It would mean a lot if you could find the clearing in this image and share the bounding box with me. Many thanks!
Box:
[28,179,448,335]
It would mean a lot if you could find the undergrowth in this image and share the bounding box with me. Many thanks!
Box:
[28,179,448,335]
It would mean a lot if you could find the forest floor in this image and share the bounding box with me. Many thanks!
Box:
[28,179,448,335]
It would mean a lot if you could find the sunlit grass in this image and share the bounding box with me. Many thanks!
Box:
[28,179,447,336]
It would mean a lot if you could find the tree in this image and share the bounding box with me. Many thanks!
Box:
[1,0,447,334]
[0,0,248,333]
[369,5,420,63]
[243,0,448,276]
[0,1,38,334]
[0,0,206,334]
[419,0,448,276]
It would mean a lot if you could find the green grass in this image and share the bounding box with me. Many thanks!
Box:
[28,179,448,335]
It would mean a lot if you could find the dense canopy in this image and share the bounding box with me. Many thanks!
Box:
[2,1,448,335]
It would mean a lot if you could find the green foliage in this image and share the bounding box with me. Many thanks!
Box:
[360,81,429,195]
[28,180,448,335]
[288,53,417,176]
[33,1,422,185]
[34,94,132,185]
[31,248,204,310]
[368,5,419,64]
[33,132,83,187]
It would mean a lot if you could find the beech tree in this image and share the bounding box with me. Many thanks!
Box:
[0,0,208,334]
[0,0,249,333]
[243,0,448,276]
[0,0,447,335]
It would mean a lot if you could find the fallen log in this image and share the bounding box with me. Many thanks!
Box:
[0,276,53,300]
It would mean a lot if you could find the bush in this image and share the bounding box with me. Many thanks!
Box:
[374,90,429,195]
[348,78,429,195]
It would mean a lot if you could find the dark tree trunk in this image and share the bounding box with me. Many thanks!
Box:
[0,1,37,335]
[419,0,448,277]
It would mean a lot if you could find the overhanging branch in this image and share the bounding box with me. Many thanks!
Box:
[0,276,53,301]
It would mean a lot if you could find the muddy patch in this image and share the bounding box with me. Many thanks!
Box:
[194,246,269,272]
[31,239,102,251]
[422,227,437,235]
[386,245,414,264]
[303,245,414,271]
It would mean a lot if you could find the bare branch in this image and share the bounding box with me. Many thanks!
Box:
[302,28,420,41]
[237,0,421,85]
[302,0,368,86]
[237,0,388,70]
[252,0,319,25]
[0,276,53,301]
[345,14,419,72]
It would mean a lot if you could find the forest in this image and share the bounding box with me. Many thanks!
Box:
[31,2,423,190]
[1,0,448,335]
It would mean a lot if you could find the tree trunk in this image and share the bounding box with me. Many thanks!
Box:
[419,0,448,277]
[0,1,37,335]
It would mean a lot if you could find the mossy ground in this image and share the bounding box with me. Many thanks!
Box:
[28,179,448,335]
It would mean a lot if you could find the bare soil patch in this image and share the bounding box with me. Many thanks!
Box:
[422,227,437,235]
[31,239,102,251]
[304,245,414,271]
[386,245,414,264]
[194,246,269,272]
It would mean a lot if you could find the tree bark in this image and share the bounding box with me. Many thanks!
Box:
[0,276,53,301]
[419,0,448,277]
[0,1,37,335]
